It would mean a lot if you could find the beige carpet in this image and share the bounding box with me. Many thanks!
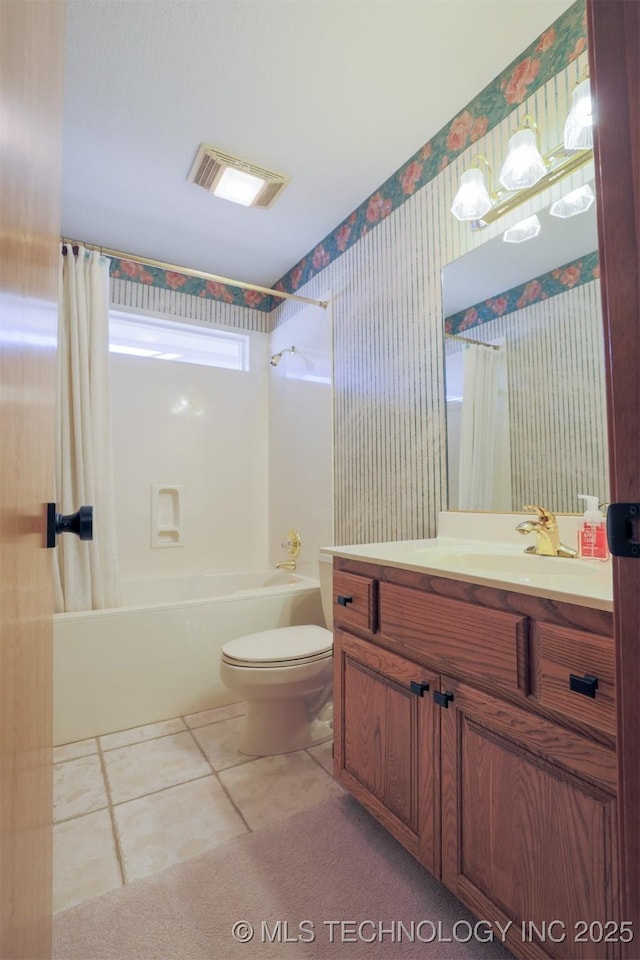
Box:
[54,794,512,960]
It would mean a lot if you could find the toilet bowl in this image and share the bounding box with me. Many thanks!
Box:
[219,553,334,756]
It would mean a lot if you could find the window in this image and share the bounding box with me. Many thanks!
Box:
[109,311,249,370]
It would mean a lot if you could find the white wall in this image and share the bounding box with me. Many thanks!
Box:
[111,327,270,579]
[268,297,333,577]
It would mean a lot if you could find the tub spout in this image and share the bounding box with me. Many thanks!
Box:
[275,560,297,571]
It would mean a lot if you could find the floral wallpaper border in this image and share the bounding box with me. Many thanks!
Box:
[273,0,587,299]
[106,0,586,314]
[108,258,279,313]
[444,249,599,335]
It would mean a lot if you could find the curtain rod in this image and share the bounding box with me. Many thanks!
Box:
[60,239,329,309]
[445,332,501,351]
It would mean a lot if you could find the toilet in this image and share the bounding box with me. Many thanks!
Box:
[219,553,334,756]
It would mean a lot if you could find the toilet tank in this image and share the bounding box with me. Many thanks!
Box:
[318,553,334,630]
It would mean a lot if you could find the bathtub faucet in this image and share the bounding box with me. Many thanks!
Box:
[276,560,297,571]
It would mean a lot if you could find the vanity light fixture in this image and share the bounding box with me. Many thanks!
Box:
[503,214,541,243]
[498,116,547,190]
[451,102,593,229]
[450,156,494,221]
[549,183,595,218]
[564,74,593,150]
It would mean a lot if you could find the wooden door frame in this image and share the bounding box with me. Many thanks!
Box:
[586,0,640,941]
[0,2,64,956]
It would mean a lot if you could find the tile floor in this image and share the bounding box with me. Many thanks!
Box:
[53,701,340,913]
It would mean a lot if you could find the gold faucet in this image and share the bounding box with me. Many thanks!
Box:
[275,528,301,571]
[515,505,578,558]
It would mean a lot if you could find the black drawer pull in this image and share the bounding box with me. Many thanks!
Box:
[410,681,430,697]
[569,674,598,698]
[336,595,353,607]
[434,690,454,709]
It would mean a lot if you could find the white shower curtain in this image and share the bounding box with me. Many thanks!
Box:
[458,342,512,511]
[54,245,120,612]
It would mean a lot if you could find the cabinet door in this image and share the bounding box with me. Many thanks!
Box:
[440,677,620,960]
[334,627,439,875]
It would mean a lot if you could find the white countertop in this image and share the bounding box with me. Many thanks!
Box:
[321,512,613,611]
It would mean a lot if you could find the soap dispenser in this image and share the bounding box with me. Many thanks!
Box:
[577,495,609,560]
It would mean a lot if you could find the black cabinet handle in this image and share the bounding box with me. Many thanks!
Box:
[46,503,93,548]
[569,674,598,699]
[336,595,353,607]
[434,690,454,708]
[410,681,430,697]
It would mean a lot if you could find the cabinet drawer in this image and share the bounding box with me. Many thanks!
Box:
[531,623,616,739]
[332,570,377,633]
[379,583,528,695]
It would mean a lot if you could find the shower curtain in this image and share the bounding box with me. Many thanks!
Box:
[458,342,512,511]
[54,245,120,612]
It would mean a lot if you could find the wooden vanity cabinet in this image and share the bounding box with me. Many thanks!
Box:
[332,559,620,960]
[334,627,440,874]
[440,676,619,960]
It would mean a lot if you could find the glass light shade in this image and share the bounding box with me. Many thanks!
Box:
[498,129,547,190]
[503,214,541,243]
[213,167,265,206]
[563,78,593,150]
[550,184,595,218]
[450,168,492,221]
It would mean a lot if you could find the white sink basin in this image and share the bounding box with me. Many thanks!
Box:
[324,517,613,610]
[422,550,602,580]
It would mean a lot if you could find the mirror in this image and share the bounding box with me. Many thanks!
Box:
[443,180,609,515]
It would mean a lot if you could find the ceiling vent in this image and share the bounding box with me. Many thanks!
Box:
[187,144,290,209]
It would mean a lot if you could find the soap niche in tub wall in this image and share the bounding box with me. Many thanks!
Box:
[151,483,183,547]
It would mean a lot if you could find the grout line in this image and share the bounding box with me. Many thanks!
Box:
[110,770,219,808]
[96,740,127,887]
[304,739,335,778]
[53,746,99,764]
[54,803,109,827]
[54,704,246,759]
[184,724,254,834]
[98,724,189,753]
[182,700,246,728]
[184,710,246,732]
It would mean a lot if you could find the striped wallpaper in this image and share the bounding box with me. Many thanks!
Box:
[446,279,608,514]
[272,51,599,546]
[111,277,270,334]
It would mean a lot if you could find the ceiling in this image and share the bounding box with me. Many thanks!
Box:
[62,0,575,289]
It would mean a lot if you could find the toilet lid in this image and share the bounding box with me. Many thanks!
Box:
[222,625,333,666]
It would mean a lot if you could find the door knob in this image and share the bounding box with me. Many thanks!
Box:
[46,503,93,547]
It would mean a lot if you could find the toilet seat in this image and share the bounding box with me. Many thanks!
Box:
[221,625,332,669]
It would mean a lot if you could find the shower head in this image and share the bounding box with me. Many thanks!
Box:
[269,346,296,367]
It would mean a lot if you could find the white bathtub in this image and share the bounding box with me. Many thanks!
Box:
[54,570,324,745]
